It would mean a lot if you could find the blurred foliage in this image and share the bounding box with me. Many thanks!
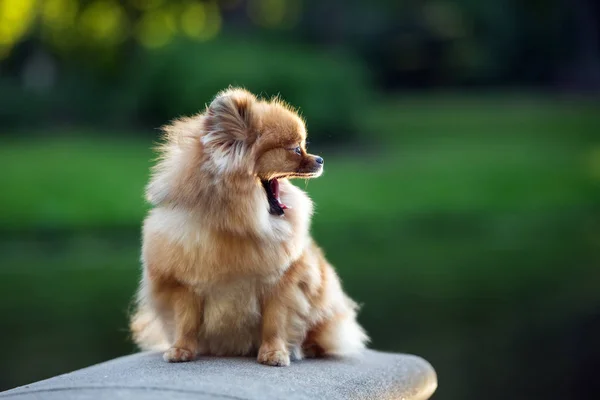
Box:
[0,0,582,85]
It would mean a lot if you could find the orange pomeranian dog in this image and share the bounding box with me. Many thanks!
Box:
[130,88,368,366]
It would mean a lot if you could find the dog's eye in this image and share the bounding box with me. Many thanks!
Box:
[293,146,302,155]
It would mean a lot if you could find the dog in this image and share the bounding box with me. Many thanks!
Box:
[130,88,368,366]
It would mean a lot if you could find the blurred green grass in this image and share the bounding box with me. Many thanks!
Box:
[0,134,151,229]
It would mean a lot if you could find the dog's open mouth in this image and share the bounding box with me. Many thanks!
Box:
[261,178,288,216]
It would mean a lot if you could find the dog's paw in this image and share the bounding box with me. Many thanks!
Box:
[257,349,290,367]
[163,347,195,363]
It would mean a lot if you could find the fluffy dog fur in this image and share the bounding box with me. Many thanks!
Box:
[130,88,368,366]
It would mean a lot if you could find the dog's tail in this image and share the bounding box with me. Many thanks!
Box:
[130,304,170,351]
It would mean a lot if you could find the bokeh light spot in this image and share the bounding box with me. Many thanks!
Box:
[181,1,221,41]
[78,0,128,46]
[135,9,176,49]
[0,0,36,49]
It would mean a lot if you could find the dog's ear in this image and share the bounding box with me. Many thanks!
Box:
[203,89,255,145]
[202,88,257,171]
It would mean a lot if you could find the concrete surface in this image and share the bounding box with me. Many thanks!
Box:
[0,350,437,399]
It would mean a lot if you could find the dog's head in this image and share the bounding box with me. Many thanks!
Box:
[202,88,323,177]
[147,88,323,215]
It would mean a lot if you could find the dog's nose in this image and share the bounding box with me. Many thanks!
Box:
[315,156,324,165]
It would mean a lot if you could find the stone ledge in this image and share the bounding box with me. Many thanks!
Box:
[0,350,437,400]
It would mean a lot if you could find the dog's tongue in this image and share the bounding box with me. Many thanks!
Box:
[270,179,288,210]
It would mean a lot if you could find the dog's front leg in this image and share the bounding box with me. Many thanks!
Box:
[151,279,203,363]
[258,291,290,367]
